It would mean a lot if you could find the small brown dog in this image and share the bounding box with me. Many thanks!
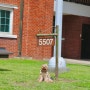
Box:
[38,64,53,82]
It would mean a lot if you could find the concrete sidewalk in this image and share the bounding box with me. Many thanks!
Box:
[65,58,90,65]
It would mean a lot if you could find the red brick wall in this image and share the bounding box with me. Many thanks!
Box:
[62,15,90,59]
[0,0,20,57]
[0,38,18,57]
[0,0,54,59]
[22,0,54,59]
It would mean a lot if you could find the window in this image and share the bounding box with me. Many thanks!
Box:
[0,10,10,32]
[0,3,18,38]
[0,7,13,35]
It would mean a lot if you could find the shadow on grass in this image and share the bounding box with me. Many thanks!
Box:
[0,68,11,71]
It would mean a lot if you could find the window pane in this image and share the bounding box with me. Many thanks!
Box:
[0,10,10,33]
[1,10,5,17]
[1,25,5,32]
[6,19,9,25]
[5,25,9,32]
[6,11,10,18]
[1,18,5,24]
[0,10,1,25]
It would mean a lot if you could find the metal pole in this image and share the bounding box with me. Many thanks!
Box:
[18,0,24,57]
[55,25,59,80]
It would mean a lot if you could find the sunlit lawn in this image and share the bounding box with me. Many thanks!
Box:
[0,58,90,90]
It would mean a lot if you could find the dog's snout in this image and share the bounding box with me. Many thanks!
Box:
[42,67,47,69]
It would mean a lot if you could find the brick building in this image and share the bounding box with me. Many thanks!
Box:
[61,0,90,59]
[1,0,90,60]
[62,15,90,59]
[0,0,54,59]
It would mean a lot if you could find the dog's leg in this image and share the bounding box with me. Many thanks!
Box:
[44,74,49,82]
[38,71,43,82]
[44,72,50,82]
[48,74,53,82]
[48,75,53,82]
[38,74,43,82]
[44,72,53,82]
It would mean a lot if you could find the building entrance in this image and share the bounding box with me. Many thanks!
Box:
[81,24,90,59]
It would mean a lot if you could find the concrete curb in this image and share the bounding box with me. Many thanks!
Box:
[65,58,90,65]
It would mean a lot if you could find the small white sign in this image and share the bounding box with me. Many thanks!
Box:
[38,38,54,46]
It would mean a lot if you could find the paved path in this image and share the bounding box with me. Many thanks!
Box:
[65,58,90,65]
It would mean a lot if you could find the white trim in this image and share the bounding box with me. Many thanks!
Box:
[0,5,14,35]
[9,9,13,34]
[0,6,13,11]
[0,3,18,9]
[63,1,90,17]
[0,34,17,38]
[54,1,90,17]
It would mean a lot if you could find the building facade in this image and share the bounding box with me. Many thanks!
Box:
[61,0,90,59]
[0,0,54,59]
[1,0,90,60]
[54,0,90,60]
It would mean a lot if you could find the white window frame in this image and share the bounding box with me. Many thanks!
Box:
[0,4,18,38]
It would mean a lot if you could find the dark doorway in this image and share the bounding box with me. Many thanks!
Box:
[81,24,90,59]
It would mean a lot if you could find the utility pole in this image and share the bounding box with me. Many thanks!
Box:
[55,25,59,80]
[18,0,24,57]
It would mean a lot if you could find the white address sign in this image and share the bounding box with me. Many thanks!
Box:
[38,38,54,46]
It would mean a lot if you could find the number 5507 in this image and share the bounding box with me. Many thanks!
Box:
[39,39,54,45]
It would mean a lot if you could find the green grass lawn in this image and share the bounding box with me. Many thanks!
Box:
[0,58,90,90]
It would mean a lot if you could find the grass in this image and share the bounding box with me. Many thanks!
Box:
[0,58,90,90]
